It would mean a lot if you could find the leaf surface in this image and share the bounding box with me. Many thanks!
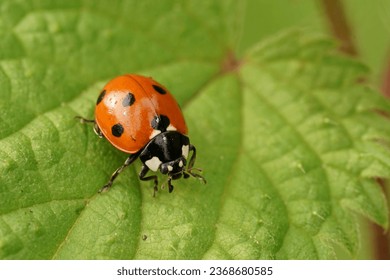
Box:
[0,0,389,259]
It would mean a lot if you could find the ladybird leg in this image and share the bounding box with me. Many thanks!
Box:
[139,165,159,197]
[187,144,197,169]
[183,144,197,179]
[74,116,95,123]
[75,116,103,138]
[186,170,207,184]
[167,177,174,193]
[184,145,207,184]
[99,153,139,193]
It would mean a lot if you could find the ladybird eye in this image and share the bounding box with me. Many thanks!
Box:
[160,164,169,174]
[152,85,166,94]
[96,90,106,105]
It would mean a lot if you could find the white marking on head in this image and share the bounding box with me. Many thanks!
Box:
[182,145,189,159]
[167,165,173,172]
[149,129,161,139]
[145,156,162,172]
[167,124,177,131]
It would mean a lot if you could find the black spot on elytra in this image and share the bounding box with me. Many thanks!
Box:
[122,92,135,107]
[151,115,170,132]
[153,85,166,94]
[111,123,124,137]
[96,90,106,105]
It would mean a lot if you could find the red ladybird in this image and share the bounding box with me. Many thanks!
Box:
[77,74,205,195]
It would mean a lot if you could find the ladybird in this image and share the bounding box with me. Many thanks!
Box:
[76,74,205,195]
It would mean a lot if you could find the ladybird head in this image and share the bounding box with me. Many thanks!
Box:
[159,157,187,179]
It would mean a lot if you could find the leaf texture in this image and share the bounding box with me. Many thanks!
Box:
[0,0,389,260]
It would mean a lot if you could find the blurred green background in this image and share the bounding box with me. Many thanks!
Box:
[241,0,390,87]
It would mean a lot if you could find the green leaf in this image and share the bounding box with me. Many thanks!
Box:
[0,0,389,260]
